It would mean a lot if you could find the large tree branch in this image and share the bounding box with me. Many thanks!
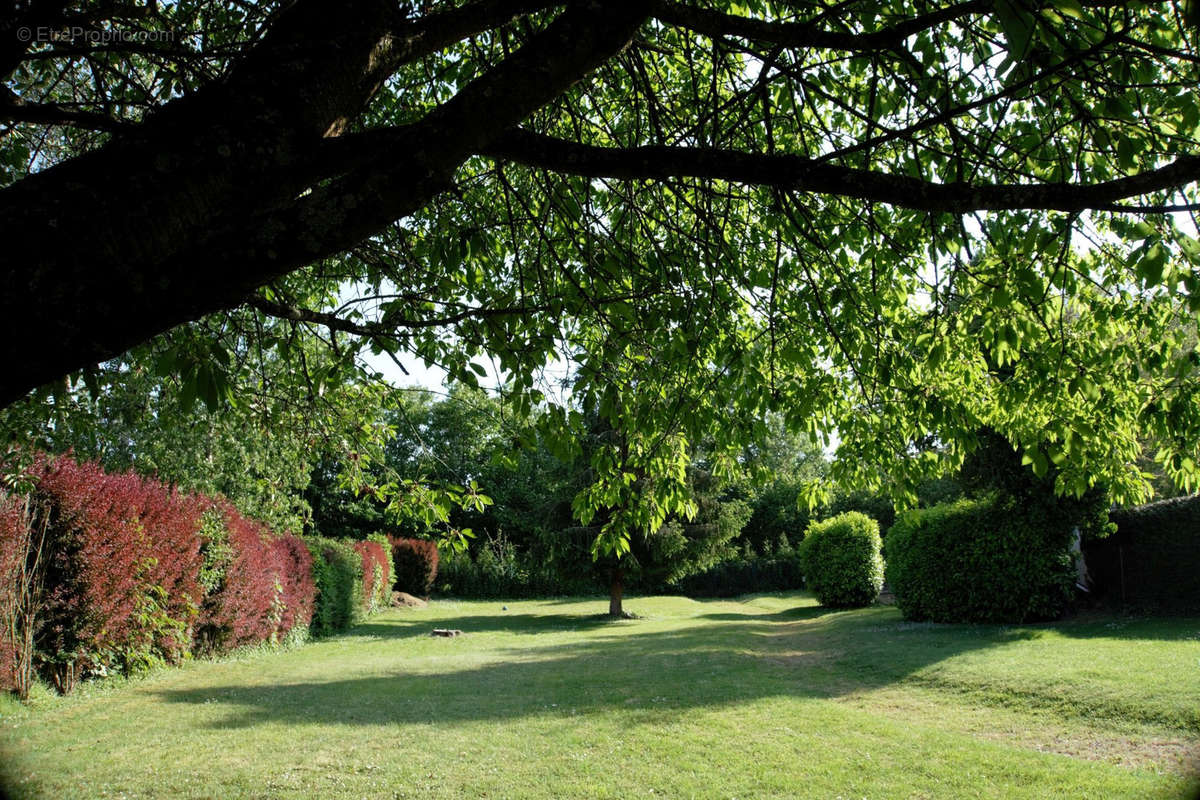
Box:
[0,0,645,406]
[197,1,649,275]
[482,130,1200,213]
[0,93,132,132]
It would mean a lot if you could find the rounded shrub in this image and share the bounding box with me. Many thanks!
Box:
[885,495,1075,623]
[797,511,884,608]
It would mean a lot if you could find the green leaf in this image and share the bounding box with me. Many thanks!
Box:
[1050,0,1084,19]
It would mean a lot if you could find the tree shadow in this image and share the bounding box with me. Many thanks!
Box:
[344,611,622,640]
[692,604,836,623]
[1036,610,1200,642]
[155,607,1043,732]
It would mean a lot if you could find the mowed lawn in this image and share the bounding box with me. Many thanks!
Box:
[2,593,1198,799]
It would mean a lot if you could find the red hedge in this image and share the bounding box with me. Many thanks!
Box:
[388,536,439,597]
[0,453,331,695]
[354,540,391,612]
[0,494,25,692]
[29,455,206,689]
[198,500,313,652]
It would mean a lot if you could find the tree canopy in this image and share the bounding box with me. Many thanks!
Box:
[4,0,1200,555]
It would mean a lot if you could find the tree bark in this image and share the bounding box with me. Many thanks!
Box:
[608,565,624,618]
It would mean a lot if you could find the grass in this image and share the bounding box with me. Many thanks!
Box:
[1,592,1198,799]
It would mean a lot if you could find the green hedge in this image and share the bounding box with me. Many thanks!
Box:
[885,495,1075,623]
[797,511,883,608]
[305,536,364,637]
[672,555,804,598]
[1084,494,1200,612]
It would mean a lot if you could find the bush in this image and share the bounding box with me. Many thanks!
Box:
[797,511,883,608]
[0,490,36,696]
[27,455,206,690]
[389,536,439,597]
[885,495,1076,623]
[1084,494,1200,612]
[354,539,392,614]
[0,452,402,696]
[672,555,804,598]
[198,500,313,653]
[306,536,364,637]
[271,533,316,642]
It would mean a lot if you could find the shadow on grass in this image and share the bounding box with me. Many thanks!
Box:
[693,604,836,623]
[156,605,1046,731]
[345,612,622,640]
[1034,611,1200,642]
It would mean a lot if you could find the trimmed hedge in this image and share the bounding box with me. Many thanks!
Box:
[27,455,207,691]
[355,538,393,614]
[306,536,364,637]
[885,495,1075,623]
[0,453,385,698]
[797,511,883,608]
[389,536,439,597]
[1084,494,1200,612]
[200,500,314,654]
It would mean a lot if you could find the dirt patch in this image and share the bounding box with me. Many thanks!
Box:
[392,592,428,608]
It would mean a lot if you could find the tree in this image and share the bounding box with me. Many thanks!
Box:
[0,309,395,531]
[5,0,1200,561]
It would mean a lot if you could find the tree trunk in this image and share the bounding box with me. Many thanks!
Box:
[608,565,624,618]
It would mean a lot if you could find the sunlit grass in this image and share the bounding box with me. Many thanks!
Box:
[2,593,1197,798]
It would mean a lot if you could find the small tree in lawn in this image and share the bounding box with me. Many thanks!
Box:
[571,416,699,619]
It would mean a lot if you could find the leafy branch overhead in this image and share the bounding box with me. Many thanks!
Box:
[4,0,1200,550]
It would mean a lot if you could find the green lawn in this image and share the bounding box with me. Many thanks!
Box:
[2,592,1198,799]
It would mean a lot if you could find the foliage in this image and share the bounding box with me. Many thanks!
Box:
[5,0,1200,580]
[435,534,596,599]
[739,478,816,556]
[389,537,440,598]
[797,512,884,608]
[0,321,328,533]
[354,539,392,615]
[1084,494,1200,612]
[196,501,314,654]
[885,495,1081,624]
[305,537,364,637]
[672,555,804,598]
[5,455,205,690]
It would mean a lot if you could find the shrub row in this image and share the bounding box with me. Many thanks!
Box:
[197,500,315,656]
[356,536,394,614]
[0,454,391,697]
[671,555,804,598]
